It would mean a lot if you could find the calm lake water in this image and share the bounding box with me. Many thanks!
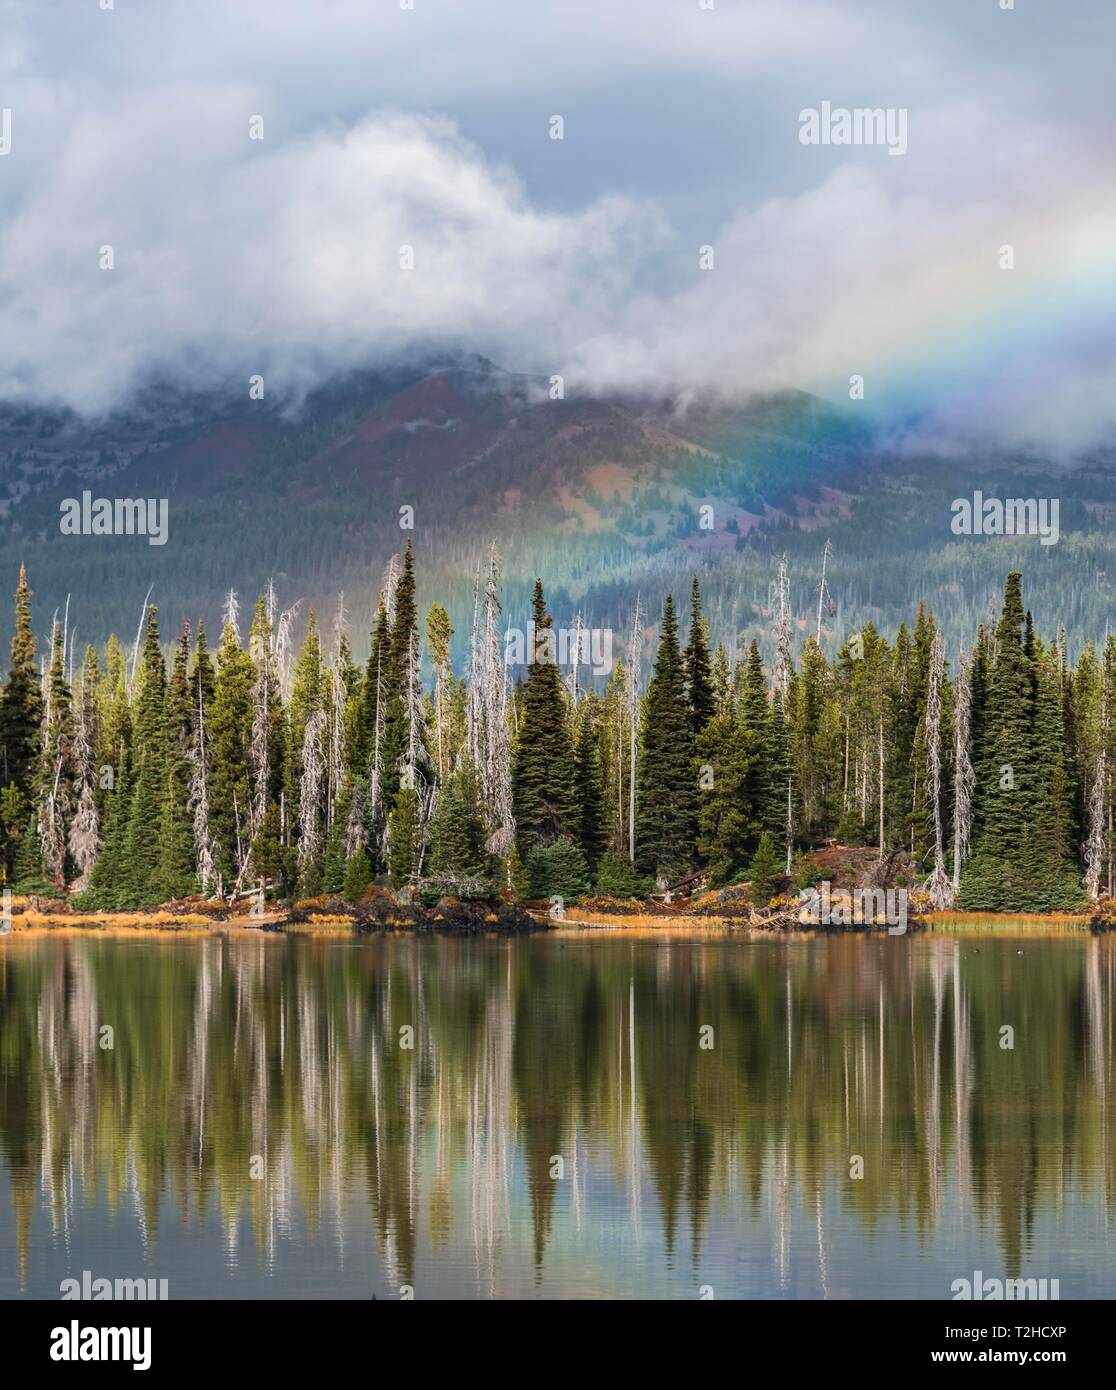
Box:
[2,927,1114,1300]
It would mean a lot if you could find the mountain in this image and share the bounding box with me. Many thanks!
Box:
[1,356,1114,671]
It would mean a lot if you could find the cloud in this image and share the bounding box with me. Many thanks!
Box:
[0,103,662,411]
[0,0,1113,453]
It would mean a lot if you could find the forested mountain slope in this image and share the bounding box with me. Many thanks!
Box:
[1,356,1112,669]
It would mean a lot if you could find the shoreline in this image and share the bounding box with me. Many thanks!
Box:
[0,900,1106,940]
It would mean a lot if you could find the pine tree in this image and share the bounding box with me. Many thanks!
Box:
[285,608,323,833]
[573,705,606,875]
[737,639,773,840]
[321,777,352,892]
[381,541,418,811]
[428,755,487,878]
[958,574,1073,910]
[0,565,43,799]
[1024,648,1084,909]
[711,643,733,719]
[99,632,131,781]
[151,621,197,903]
[511,579,578,856]
[13,811,52,894]
[355,599,390,780]
[248,596,285,841]
[188,620,217,894]
[37,620,73,887]
[209,611,253,890]
[635,594,697,881]
[121,607,166,906]
[767,687,796,872]
[68,645,102,894]
[152,760,196,903]
[387,783,422,889]
[696,704,759,885]
[86,748,131,908]
[683,576,715,735]
[342,845,372,903]
[426,603,454,782]
[0,786,28,883]
[250,802,284,893]
[747,830,781,908]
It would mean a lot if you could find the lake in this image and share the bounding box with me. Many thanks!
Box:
[1,927,1113,1300]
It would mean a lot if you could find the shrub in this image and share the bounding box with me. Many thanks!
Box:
[594,849,654,900]
[747,831,782,908]
[790,853,823,892]
[342,847,372,904]
[417,874,492,908]
[525,839,590,902]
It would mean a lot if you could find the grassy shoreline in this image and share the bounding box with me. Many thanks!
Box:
[0,896,1105,939]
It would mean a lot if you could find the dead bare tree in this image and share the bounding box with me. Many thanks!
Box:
[248,603,277,842]
[924,631,953,908]
[815,539,833,645]
[951,648,975,895]
[626,595,643,863]
[297,709,327,870]
[274,599,302,705]
[189,678,216,895]
[327,593,348,826]
[127,584,154,695]
[67,651,101,891]
[771,554,792,701]
[466,544,513,837]
[1086,684,1107,900]
[222,589,241,647]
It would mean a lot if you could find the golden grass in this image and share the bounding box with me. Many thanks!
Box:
[12,908,213,931]
[551,926,746,940]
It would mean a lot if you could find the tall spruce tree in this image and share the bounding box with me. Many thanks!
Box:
[511,579,578,857]
[209,614,253,889]
[696,697,758,884]
[959,573,1081,910]
[573,704,607,876]
[121,607,166,906]
[38,620,73,887]
[0,565,43,799]
[381,541,418,811]
[428,754,487,878]
[683,577,715,735]
[635,595,697,881]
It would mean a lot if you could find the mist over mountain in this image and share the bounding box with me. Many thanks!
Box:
[2,354,1113,674]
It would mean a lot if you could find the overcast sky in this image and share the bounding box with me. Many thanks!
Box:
[1,0,1113,451]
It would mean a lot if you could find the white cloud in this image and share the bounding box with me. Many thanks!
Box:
[0,0,1113,453]
[1,106,662,411]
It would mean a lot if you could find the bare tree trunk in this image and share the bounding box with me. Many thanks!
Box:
[627,597,643,862]
[952,649,975,894]
[771,554,792,700]
[924,632,952,908]
[1086,685,1107,900]
[785,776,793,874]
[816,539,831,646]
